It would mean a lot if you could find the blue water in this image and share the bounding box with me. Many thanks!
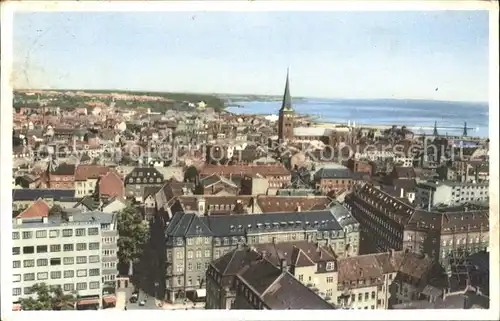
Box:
[226,98,489,138]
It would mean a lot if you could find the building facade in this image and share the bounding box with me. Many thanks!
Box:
[163,207,360,303]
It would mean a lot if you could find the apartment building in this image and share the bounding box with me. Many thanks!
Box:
[206,244,334,310]
[206,244,441,310]
[344,183,489,264]
[415,181,489,207]
[163,207,360,303]
[12,208,119,310]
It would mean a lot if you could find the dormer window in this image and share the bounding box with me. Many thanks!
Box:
[326,262,335,271]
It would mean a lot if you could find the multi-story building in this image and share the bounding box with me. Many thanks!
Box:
[163,206,360,302]
[12,208,119,310]
[313,168,357,195]
[199,164,291,189]
[344,183,489,264]
[206,244,334,310]
[415,181,489,207]
[206,244,442,310]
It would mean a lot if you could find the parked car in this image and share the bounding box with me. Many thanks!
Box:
[139,300,146,306]
[129,294,138,303]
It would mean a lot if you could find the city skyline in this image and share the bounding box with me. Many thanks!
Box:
[13,11,489,103]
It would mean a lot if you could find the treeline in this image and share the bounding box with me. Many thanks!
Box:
[13,90,226,112]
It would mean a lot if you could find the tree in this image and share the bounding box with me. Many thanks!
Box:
[48,204,63,216]
[18,283,76,311]
[117,206,150,276]
[183,166,198,183]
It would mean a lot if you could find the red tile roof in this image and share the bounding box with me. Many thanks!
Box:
[256,196,332,213]
[75,165,111,181]
[98,171,125,199]
[16,199,50,219]
[200,164,290,177]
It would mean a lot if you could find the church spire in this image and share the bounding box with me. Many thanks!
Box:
[280,68,293,112]
[433,121,438,136]
[463,121,468,137]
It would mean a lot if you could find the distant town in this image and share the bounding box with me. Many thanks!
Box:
[11,71,490,311]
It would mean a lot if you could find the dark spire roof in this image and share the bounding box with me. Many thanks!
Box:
[433,121,439,136]
[463,121,468,136]
[280,68,293,112]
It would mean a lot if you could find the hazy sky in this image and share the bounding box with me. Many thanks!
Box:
[13,11,489,102]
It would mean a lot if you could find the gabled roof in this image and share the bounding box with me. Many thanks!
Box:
[16,199,50,219]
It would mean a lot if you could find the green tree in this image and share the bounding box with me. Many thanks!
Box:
[19,283,76,311]
[184,166,198,183]
[117,206,150,275]
[48,204,63,216]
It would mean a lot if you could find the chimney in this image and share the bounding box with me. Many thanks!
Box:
[68,215,74,222]
[42,216,48,224]
[296,205,301,212]
[197,197,206,215]
[16,218,22,225]
[400,188,404,198]
[280,258,288,273]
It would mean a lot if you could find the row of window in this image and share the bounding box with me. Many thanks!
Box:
[13,255,100,268]
[12,242,100,255]
[14,268,100,282]
[12,227,99,240]
[13,281,99,296]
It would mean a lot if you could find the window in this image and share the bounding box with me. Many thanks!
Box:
[326,262,335,271]
[64,270,74,278]
[49,230,59,238]
[89,268,100,276]
[36,230,47,238]
[63,284,74,292]
[187,250,193,259]
[77,269,87,277]
[358,293,363,301]
[299,275,303,282]
[13,247,20,255]
[37,272,48,280]
[63,257,74,265]
[24,273,35,281]
[62,229,73,237]
[50,244,61,252]
[187,238,194,245]
[13,274,21,282]
[89,255,100,263]
[64,244,74,251]
[187,263,193,271]
[326,277,334,283]
[37,245,48,253]
[24,287,33,295]
[75,228,86,236]
[50,258,61,266]
[76,282,87,290]
[76,256,87,264]
[12,232,20,240]
[196,262,202,271]
[88,228,99,235]
[365,292,369,300]
[76,243,87,251]
[37,258,48,266]
[89,281,100,289]
[23,259,35,268]
[205,250,210,258]
[23,246,35,254]
[13,260,21,268]
[22,231,33,239]
[89,242,99,250]
[196,250,202,258]
[50,271,61,279]
[371,291,376,299]
[13,288,21,296]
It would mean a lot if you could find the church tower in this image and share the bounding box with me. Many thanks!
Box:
[278,69,295,142]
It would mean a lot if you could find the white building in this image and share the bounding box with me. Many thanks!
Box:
[416,181,489,208]
[12,210,119,310]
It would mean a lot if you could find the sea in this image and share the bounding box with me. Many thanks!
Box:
[226,98,490,138]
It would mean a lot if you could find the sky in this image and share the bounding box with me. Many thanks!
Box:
[13,11,489,102]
